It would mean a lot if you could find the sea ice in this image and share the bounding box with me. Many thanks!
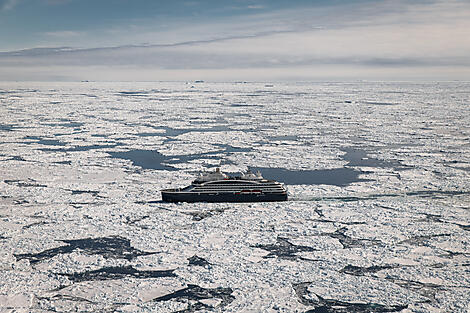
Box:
[0,81,469,312]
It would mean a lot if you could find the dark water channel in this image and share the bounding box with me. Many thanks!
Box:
[108,148,368,186]
[106,145,401,186]
[22,123,400,187]
[21,128,394,186]
[108,144,250,171]
[250,167,368,186]
[22,122,398,187]
[108,150,174,171]
[341,147,406,169]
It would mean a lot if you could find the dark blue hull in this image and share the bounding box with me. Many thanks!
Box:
[161,191,287,203]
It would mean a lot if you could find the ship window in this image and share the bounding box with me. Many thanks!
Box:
[204,180,255,185]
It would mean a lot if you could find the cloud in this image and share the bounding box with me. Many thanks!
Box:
[1,0,469,81]
[0,0,19,11]
[247,5,264,9]
[43,30,83,38]
[0,0,69,11]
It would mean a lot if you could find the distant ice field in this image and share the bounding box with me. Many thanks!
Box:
[0,81,469,312]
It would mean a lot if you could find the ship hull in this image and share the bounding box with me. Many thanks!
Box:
[161,191,287,203]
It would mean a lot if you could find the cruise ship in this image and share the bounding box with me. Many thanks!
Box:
[161,168,288,202]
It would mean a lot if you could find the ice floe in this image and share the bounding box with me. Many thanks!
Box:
[0,81,469,312]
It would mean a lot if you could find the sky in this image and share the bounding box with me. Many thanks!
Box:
[0,0,469,81]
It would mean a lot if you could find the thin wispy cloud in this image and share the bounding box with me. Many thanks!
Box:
[247,5,265,9]
[0,0,19,11]
[0,0,68,10]
[44,30,83,38]
[0,0,469,81]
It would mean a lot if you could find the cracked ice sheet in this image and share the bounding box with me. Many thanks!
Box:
[1,81,470,312]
